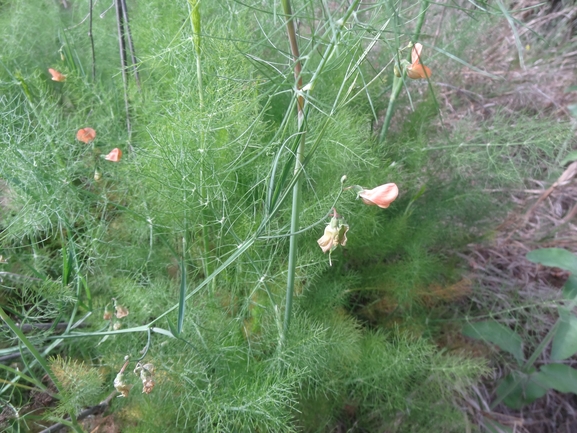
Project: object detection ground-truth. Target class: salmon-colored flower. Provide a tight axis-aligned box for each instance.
[104,148,122,162]
[76,127,96,143]
[406,43,431,80]
[48,68,66,82]
[358,183,399,208]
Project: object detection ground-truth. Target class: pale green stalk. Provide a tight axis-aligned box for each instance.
[189,0,204,108]
[280,0,305,349]
[280,0,360,346]
[178,0,211,333]
[379,0,429,143]
[189,0,210,282]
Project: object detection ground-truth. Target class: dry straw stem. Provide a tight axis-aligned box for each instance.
[387,0,577,142]
[433,1,577,132]
[458,129,577,433]
[428,2,577,431]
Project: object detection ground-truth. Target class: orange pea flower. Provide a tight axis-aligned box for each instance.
[48,68,66,82]
[76,127,96,144]
[406,43,431,80]
[358,183,399,208]
[104,148,122,162]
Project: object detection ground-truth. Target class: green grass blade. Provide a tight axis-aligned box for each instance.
[0,305,61,393]
[0,363,48,391]
[177,241,187,335]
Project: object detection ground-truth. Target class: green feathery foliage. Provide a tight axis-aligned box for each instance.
[0,0,573,431]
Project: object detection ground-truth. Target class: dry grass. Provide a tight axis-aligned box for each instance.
[444,0,577,119]
[461,170,577,433]
[421,1,577,431]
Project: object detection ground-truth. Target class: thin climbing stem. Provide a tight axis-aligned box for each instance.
[379,0,429,143]
[114,0,131,140]
[120,0,141,90]
[88,0,95,81]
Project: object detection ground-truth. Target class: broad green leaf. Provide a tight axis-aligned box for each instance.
[562,275,577,301]
[526,248,577,275]
[495,371,548,410]
[462,320,524,363]
[569,103,577,119]
[551,310,577,361]
[534,364,577,394]
[560,151,577,166]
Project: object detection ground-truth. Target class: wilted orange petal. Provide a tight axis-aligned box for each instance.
[407,63,432,80]
[411,43,424,65]
[407,43,431,80]
[104,148,122,162]
[115,304,129,318]
[48,68,66,82]
[317,229,335,253]
[76,127,96,143]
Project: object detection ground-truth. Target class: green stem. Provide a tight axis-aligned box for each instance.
[188,0,212,290]
[279,0,360,347]
[379,0,429,143]
[281,0,304,348]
